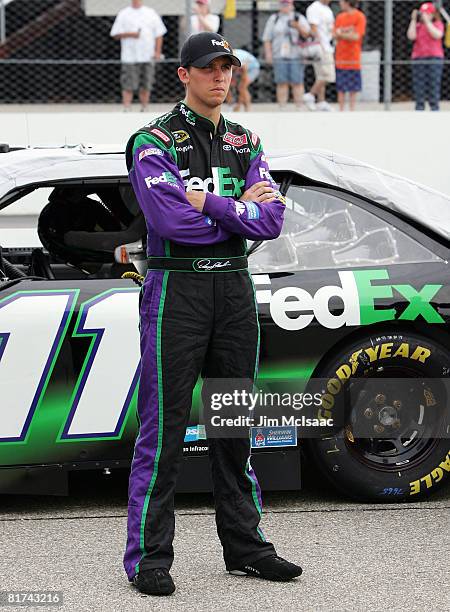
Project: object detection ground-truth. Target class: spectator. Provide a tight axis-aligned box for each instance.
[407,2,444,111]
[334,0,366,111]
[263,0,311,108]
[111,0,167,113]
[227,49,261,111]
[191,0,220,34]
[304,0,335,111]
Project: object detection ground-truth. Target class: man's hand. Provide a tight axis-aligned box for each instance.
[113,31,140,40]
[241,181,276,204]
[186,190,206,212]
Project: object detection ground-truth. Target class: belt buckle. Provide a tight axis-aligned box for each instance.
[192,258,233,272]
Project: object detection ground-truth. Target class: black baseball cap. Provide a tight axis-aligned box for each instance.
[180,32,241,68]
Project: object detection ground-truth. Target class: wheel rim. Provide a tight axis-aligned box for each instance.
[343,364,445,471]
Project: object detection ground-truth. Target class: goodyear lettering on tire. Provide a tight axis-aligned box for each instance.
[318,341,432,419]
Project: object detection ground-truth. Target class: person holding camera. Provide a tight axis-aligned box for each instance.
[263,0,311,108]
[191,0,220,34]
[407,2,445,111]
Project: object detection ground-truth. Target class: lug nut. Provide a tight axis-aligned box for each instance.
[375,394,386,405]
[345,428,355,443]
[392,419,401,429]
[374,424,385,434]
[364,408,373,419]
[393,400,402,410]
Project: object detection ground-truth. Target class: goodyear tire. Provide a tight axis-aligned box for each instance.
[308,331,450,502]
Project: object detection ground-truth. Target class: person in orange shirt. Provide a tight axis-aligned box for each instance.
[334,0,366,111]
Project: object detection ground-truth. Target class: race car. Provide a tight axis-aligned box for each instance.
[0,144,449,502]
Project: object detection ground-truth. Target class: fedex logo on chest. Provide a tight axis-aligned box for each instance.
[180,167,245,197]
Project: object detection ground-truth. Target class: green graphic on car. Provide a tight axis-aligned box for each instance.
[0,269,444,459]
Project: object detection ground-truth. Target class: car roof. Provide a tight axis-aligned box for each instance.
[0,145,449,241]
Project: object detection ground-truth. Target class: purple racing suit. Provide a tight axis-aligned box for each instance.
[123,102,285,579]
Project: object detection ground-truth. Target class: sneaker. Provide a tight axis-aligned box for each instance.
[123,106,132,113]
[132,568,175,596]
[229,554,302,582]
[316,100,333,112]
[303,92,316,111]
[140,105,148,113]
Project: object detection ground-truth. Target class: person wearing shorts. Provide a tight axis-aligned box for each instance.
[334,0,366,111]
[120,63,155,98]
[263,0,310,108]
[111,0,167,112]
[304,0,335,111]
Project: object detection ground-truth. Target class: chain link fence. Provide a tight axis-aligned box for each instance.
[0,0,449,108]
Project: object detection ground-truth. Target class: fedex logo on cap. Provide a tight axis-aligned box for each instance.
[212,39,231,50]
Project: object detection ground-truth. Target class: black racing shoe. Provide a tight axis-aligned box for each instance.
[229,555,303,582]
[132,568,176,596]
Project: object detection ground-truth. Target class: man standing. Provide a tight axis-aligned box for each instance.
[124,31,302,596]
[304,0,335,111]
[111,0,167,112]
[263,0,310,108]
[335,0,366,111]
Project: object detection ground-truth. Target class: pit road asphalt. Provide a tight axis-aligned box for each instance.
[0,472,448,612]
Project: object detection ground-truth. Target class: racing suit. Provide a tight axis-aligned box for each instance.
[123,101,285,580]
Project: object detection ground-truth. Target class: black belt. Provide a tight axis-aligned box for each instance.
[147,256,248,273]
